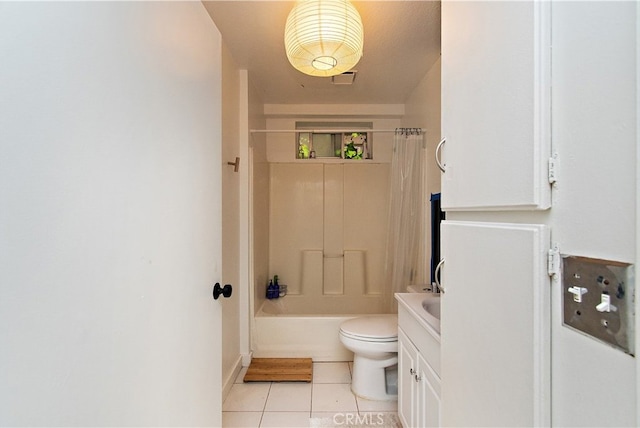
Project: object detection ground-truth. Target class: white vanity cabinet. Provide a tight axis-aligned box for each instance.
[440,0,551,211]
[396,294,441,428]
[398,329,440,428]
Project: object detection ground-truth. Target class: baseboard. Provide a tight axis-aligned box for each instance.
[222,355,243,401]
[241,351,253,367]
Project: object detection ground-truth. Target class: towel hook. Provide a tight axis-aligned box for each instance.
[227,157,240,172]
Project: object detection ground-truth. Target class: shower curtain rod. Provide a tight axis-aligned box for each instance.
[250,128,424,134]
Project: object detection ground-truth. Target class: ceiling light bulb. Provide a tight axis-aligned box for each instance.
[284,0,364,77]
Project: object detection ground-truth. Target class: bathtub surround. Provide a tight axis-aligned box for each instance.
[253,154,396,361]
[258,113,400,334]
[269,163,390,300]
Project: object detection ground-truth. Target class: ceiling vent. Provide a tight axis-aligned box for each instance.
[331,71,357,85]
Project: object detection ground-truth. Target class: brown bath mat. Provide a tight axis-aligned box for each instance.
[243,358,313,382]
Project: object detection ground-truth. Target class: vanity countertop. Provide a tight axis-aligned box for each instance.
[395,292,441,341]
[395,292,442,378]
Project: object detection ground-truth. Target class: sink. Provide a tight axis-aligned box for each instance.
[395,293,441,335]
[422,298,441,320]
[420,295,441,333]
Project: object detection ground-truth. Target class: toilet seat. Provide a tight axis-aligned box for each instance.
[339,315,398,342]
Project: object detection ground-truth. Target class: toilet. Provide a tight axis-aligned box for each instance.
[339,315,398,401]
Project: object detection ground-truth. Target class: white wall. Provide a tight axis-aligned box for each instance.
[403,58,443,284]
[403,57,442,198]
[549,2,637,425]
[221,42,242,392]
[249,75,269,316]
[0,2,224,425]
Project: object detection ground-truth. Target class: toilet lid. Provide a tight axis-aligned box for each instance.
[340,315,398,341]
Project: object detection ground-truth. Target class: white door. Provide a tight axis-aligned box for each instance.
[417,352,441,428]
[0,2,223,426]
[398,329,418,428]
[440,221,550,427]
[441,0,551,211]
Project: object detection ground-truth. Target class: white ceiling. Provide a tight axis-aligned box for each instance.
[202,1,441,105]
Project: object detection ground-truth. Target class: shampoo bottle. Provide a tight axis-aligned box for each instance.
[273,275,280,299]
[266,280,274,299]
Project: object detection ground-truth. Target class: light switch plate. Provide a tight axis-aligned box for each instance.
[562,255,635,356]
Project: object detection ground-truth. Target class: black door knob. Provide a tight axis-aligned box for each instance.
[213,283,233,300]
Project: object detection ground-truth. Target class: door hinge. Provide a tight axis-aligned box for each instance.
[548,244,560,278]
[548,154,558,184]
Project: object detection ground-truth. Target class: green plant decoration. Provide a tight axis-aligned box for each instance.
[343,142,362,159]
[299,143,310,159]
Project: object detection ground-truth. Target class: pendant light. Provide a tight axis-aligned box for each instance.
[284,0,364,77]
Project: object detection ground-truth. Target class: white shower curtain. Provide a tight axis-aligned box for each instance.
[384,129,427,310]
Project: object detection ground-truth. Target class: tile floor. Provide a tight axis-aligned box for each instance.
[222,362,399,428]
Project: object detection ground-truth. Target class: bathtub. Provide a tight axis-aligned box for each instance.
[252,295,392,362]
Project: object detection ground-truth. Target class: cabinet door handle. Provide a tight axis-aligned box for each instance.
[410,368,415,375]
[435,137,446,173]
[435,259,445,293]
[414,374,422,382]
